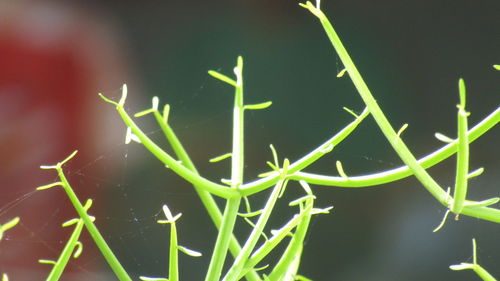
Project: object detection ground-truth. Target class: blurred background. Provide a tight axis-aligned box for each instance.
[0,0,498,280]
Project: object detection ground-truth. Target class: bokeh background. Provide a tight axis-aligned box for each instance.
[0,0,499,280]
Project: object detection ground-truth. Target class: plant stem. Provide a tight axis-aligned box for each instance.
[45,219,84,281]
[302,2,500,222]
[154,111,260,281]
[293,106,499,187]
[451,78,469,215]
[237,205,312,280]
[169,221,179,281]
[268,202,312,281]
[205,56,245,281]
[56,162,132,281]
[223,179,286,281]
[240,107,369,195]
[205,197,242,281]
[241,105,498,197]
[309,4,446,200]
[114,102,239,199]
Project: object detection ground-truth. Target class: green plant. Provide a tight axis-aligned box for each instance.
[5,1,499,280]
[1,217,20,281]
[450,239,497,281]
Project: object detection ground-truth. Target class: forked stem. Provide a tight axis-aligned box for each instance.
[38,152,132,281]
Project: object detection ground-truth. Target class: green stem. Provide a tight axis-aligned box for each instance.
[169,222,179,281]
[223,179,286,281]
[310,4,446,200]
[56,165,132,281]
[154,110,260,281]
[292,106,499,187]
[240,107,370,195]
[237,205,312,280]
[451,78,469,215]
[268,201,312,281]
[115,104,239,199]
[303,2,500,223]
[242,103,498,199]
[450,239,498,281]
[45,219,84,281]
[0,217,20,241]
[204,56,245,281]
[205,197,242,281]
[460,205,500,223]
[473,266,498,281]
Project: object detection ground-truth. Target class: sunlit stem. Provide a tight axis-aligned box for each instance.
[450,239,498,281]
[100,91,238,199]
[205,56,245,281]
[268,182,314,280]
[42,152,132,281]
[152,107,259,280]
[223,179,287,281]
[44,213,86,281]
[451,78,469,216]
[300,1,500,223]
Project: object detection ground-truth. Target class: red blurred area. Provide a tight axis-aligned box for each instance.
[0,1,132,279]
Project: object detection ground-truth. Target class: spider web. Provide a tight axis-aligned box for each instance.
[0,81,229,280]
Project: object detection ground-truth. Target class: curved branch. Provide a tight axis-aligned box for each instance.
[292,106,499,187]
